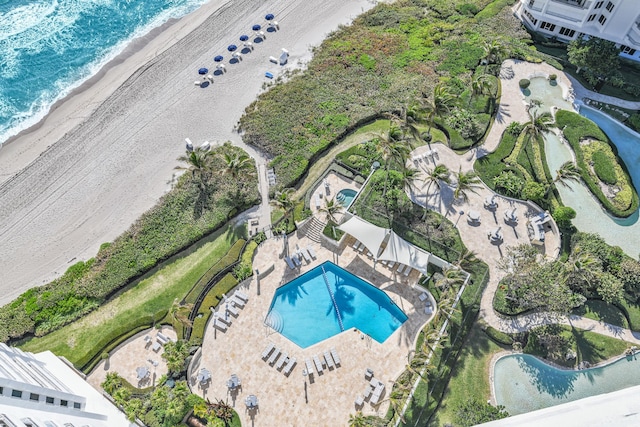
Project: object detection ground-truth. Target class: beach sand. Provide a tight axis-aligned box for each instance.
[0,0,377,304]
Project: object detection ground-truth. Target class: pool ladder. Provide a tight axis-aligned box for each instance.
[321,266,344,332]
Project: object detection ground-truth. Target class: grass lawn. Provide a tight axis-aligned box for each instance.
[572,300,629,329]
[19,225,240,367]
[433,324,507,426]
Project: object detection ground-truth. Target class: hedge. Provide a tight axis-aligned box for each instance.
[484,326,514,346]
[555,110,639,217]
[474,129,519,191]
[592,150,617,185]
[190,273,239,344]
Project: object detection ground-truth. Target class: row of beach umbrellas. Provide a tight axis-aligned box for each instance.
[197,14,276,75]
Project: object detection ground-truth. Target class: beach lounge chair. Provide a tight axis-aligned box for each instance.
[305,358,314,375]
[306,246,317,259]
[396,264,406,275]
[292,254,302,267]
[324,350,335,369]
[386,261,396,269]
[213,319,228,332]
[404,266,412,277]
[283,357,296,375]
[365,368,374,380]
[330,347,341,365]
[230,295,245,308]
[213,312,232,325]
[284,256,296,270]
[355,395,364,407]
[267,347,281,365]
[299,248,311,263]
[352,240,361,250]
[275,352,289,370]
[363,385,372,400]
[313,355,324,374]
[357,244,366,254]
[315,193,321,209]
[226,303,239,317]
[235,290,249,302]
[261,343,275,360]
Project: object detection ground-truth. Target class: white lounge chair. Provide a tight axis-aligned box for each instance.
[330,347,341,365]
[299,248,311,263]
[284,256,296,270]
[267,347,281,365]
[213,319,228,332]
[283,357,296,375]
[323,350,335,369]
[403,266,412,277]
[275,352,288,370]
[213,312,232,325]
[387,261,396,269]
[313,355,324,374]
[352,240,361,250]
[305,358,314,375]
[230,295,245,308]
[306,246,317,259]
[235,290,249,302]
[396,264,406,275]
[355,395,364,407]
[226,303,239,317]
[315,194,321,209]
[261,343,275,360]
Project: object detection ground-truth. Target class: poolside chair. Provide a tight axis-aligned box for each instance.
[306,246,317,259]
[323,350,335,369]
[235,290,249,302]
[386,261,396,270]
[396,264,406,275]
[313,355,324,374]
[352,240,361,250]
[226,303,239,317]
[261,343,275,360]
[355,395,364,407]
[305,358,314,375]
[284,256,296,270]
[214,319,228,332]
[330,347,341,366]
[292,254,302,267]
[283,357,297,375]
[230,295,245,308]
[213,312,232,326]
[275,352,289,370]
[419,292,428,302]
[267,347,281,366]
[152,342,162,352]
[425,305,433,315]
[315,193,321,209]
[365,368,374,380]
[403,266,412,277]
[299,248,311,263]
[363,385,372,400]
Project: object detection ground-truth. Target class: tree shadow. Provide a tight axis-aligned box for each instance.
[515,354,579,398]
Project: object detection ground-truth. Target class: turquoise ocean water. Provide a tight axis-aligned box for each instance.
[0,0,208,144]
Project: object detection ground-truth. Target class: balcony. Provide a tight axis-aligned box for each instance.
[551,0,589,8]
[545,1,590,22]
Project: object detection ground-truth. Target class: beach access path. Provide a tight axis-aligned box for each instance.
[0,0,377,304]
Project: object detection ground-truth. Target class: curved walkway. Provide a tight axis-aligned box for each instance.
[416,59,640,346]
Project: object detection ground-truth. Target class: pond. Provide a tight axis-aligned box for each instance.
[494,353,640,415]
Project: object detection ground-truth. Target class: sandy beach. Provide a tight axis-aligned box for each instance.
[0,0,377,304]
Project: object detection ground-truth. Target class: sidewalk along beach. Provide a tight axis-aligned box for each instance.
[0,0,377,304]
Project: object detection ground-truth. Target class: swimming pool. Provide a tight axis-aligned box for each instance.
[494,353,640,415]
[265,261,407,348]
[336,188,357,208]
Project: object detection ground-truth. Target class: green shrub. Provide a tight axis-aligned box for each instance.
[323,220,344,241]
[549,74,557,81]
[592,150,617,185]
[628,113,640,133]
[552,206,576,230]
[519,79,530,89]
[493,171,524,198]
[190,274,239,343]
[484,326,514,346]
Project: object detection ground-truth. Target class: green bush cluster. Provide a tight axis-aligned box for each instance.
[628,113,640,133]
[190,273,239,344]
[0,145,259,343]
[474,129,519,191]
[555,110,638,217]
[519,79,530,89]
[483,326,513,346]
[591,150,618,185]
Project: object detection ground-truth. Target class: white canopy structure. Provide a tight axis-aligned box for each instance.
[377,231,431,275]
[338,216,389,259]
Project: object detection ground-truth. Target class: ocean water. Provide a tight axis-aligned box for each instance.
[0,0,208,145]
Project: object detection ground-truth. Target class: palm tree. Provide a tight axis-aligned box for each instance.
[218,149,255,180]
[212,399,234,427]
[169,298,194,328]
[319,197,344,223]
[471,74,494,97]
[401,165,422,195]
[453,167,482,202]
[176,147,212,188]
[348,411,367,427]
[420,84,456,146]
[435,266,466,293]
[387,104,423,144]
[553,161,581,188]
[456,248,479,271]
[482,40,506,72]
[523,110,553,146]
[375,125,410,198]
[423,164,451,196]
[271,188,296,222]
[564,251,600,286]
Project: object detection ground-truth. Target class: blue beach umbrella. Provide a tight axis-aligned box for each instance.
[214,55,224,62]
[227,44,237,52]
[239,35,249,41]
[265,14,275,20]
[198,67,208,75]
[252,24,261,31]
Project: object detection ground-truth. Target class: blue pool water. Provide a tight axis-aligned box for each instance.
[266,261,407,348]
[337,188,357,207]
[0,0,207,144]
[494,354,640,415]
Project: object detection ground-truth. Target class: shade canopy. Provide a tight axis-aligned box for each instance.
[252,24,261,31]
[214,55,224,62]
[239,34,249,41]
[338,216,389,259]
[227,44,237,52]
[377,231,431,275]
[198,67,208,74]
[265,13,275,20]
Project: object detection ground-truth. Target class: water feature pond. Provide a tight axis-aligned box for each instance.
[494,353,640,415]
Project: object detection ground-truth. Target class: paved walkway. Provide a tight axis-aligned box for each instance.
[417,59,640,345]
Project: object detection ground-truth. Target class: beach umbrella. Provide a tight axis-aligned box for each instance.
[252,24,261,31]
[198,67,208,75]
[239,35,249,41]
[214,55,224,62]
[227,44,237,52]
[265,14,275,20]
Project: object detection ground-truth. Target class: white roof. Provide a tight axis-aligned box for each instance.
[377,231,431,275]
[338,216,389,258]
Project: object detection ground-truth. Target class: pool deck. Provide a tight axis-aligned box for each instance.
[192,232,434,426]
[311,171,362,216]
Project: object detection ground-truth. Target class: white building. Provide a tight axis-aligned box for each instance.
[0,343,132,427]
[515,0,640,62]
